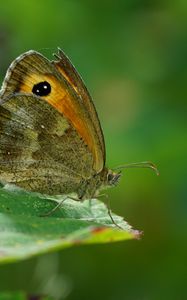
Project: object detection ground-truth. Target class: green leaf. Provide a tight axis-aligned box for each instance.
[0,187,140,263]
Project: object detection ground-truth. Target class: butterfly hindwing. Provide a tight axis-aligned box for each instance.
[0,94,94,194]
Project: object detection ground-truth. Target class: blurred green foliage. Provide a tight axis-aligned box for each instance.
[0,291,54,300]
[0,0,186,299]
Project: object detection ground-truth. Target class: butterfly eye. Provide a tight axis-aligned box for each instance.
[107,171,121,186]
[32,81,51,96]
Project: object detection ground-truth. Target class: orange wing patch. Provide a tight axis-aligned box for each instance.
[19,73,102,173]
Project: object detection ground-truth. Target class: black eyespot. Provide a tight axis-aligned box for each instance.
[32,81,51,96]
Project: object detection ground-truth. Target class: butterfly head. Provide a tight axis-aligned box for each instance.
[100,161,159,193]
[106,169,121,186]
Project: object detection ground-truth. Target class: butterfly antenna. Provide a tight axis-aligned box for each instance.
[113,161,159,175]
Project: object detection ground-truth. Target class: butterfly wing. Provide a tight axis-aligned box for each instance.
[0,50,105,173]
[52,48,105,162]
[0,93,93,194]
[0,49,105,195]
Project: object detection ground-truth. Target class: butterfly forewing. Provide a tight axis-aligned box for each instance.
[53,48,105,161]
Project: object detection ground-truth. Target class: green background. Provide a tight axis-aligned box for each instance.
[0,1,186,299]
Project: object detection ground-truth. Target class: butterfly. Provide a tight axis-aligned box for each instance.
[0,48,157,202]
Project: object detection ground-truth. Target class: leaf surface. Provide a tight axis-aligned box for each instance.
[0,187,140,263]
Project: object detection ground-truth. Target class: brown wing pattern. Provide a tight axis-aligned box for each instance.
[0,50,105,173]
[0,94,93,195]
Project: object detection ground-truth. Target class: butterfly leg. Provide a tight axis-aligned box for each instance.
[95,194,123,230]
[40,195,80,217]
[106,199,123,230]
[87,193,106,209]
[40,197,68,217]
